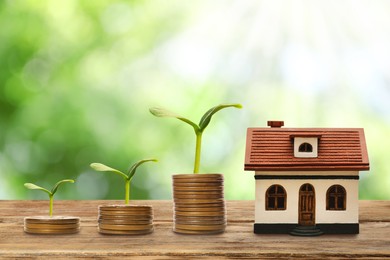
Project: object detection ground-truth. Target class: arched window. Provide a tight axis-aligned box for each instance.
[266,185,286,210]
[327,185,346,210]
[299,142,313,152]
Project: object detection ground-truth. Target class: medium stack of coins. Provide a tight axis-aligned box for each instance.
[24,216,80,235]
[98,205,153,235]
[172,174,226,235]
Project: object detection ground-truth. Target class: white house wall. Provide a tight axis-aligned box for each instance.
[255,171,359,224]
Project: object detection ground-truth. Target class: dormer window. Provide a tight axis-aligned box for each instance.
[299,143,313,152]
[291,135,321,158]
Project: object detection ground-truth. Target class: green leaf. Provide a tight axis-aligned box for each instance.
[149,107,200,133]
[24,183,52,196]
[50,179,75,195]
[90,163,128,180]
[198,103,242,132]
[127,158,158,180]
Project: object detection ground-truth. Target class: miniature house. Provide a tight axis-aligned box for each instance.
[244,121,370,235]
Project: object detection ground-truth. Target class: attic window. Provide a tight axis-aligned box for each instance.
[299,143,313,152]
[291,136,320,158]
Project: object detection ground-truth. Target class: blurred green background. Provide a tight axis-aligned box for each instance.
[1,0,389,201]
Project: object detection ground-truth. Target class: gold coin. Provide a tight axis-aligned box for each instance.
[99,205,152,212]
[173,181,223,186]
[172,173,223,179]
[24,227,80,235]
[25,223,80,229]
[174,223,226,231]
[174,215,226,222]
[99,223,153,231]
[173,188,223,194]
[98,228,153,235]
[173,198,224,204]
[173,228,224,235]
[174,201,225,207]
[99,219,152,225]
[173,190,224,195]
[172,182,224,187]
[174,210,225,217]
[99,210,153,216]
[24,216,80,224]
[174,206,225,212]
[172,181,223,185]
[99,214,153,220]
[173,194,223,199]
[174,218,226,225]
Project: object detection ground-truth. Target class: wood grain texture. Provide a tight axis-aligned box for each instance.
[0,200,389,259]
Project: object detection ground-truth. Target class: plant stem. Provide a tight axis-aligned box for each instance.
[125,179,130,204]
[193,132,203,174]
[49,194,53,217]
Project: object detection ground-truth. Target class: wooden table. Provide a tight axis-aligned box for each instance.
[0,200,389,259]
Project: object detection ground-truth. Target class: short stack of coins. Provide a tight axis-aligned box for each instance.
[24,216,80,235]
[98,205,153,235]
[172,174,226,235]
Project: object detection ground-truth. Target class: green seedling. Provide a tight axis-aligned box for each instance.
[90,159,157,204]
[24,179,75,217]
[150,103,242,174]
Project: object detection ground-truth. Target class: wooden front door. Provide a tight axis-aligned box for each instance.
[299,183,315,226]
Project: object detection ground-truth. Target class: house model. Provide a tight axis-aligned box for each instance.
[244,121,369,236]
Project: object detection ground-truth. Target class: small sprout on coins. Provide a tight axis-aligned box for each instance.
[90,159,158,204]
[150,103,242,174]
[24,179,75,217]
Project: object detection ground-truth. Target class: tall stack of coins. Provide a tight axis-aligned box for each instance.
[172,174,226,234]
[24,216,80,235]
[98,205,153,235]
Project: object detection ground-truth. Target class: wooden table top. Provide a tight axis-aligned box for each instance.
[0,200,389,259]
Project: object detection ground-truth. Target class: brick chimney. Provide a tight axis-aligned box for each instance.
[267,121,284,128]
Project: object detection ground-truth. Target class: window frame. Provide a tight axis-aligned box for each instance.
[326,185,347,211]
[299,142,313,152]
[292,137,319,158]
[265,184,287,210]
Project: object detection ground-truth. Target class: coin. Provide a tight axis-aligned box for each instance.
[172,178,224,186]
[97,204,154,235]
[25,223,80,229]
[98,216,153,223]
[173,198,225,204]
[99,210,153,217]
[172,193,224,199]
[173,190,224,195]
[174,206,225,212]
[173,228,224,235]
[173,189,224,193]
[173,173,223,179]
[173,180,223,185]
[98,228,153,235]
[24,227,80,235]
[174,223,226,231]
[172,174,226,235]
[99,205,152,212]
[24,216,80,224]
[24,216,80,235]
[174,215,226,222]
[174,201,225,207]
[174,219,226,226]
[174,210,225,217]
[98,219,152,225]
[99,223,153,231]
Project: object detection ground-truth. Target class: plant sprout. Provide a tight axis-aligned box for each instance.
[24,179,75,217]
[90,159,157,204]
[149,103,242,174]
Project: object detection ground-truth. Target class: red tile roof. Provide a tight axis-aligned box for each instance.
[245,125,370,171]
